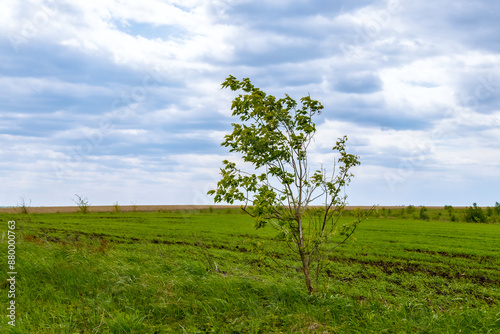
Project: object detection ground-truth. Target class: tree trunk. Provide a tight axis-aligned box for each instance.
[300,251,314,294]
[297,214,314,294]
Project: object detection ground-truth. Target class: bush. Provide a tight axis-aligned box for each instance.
[486,207,493,217]
[419,207,430,221]
[464,203,487,223]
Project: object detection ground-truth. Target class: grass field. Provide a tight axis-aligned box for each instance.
[1,208,499,333]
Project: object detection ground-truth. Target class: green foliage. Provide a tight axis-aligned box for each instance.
[359,205,499,224]
[406,205,416,214]
[419,207,430,221]
[209,76,366,293]
[445,205,453,220]
[464,203,487,223]
[379,207,387,218]
[486,207,493,217]
[495,202,500,215]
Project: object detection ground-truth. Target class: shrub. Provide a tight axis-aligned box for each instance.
[486,207,493,217]
[380,207,387,218]
[419,207,430,221]
[464,203,486,223]
[406,205,416,214]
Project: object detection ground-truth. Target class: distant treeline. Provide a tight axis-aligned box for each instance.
[342,203,500,223]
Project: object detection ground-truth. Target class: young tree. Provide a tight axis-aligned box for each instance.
[74,194,90,214]
[18,196,31,214]
[209,76,368,293]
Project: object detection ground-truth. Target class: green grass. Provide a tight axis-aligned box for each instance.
[1,209,499,333]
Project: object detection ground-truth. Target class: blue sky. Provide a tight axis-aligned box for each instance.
[1,0,499,207]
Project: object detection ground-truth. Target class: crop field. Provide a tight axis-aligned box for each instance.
[1,208,499,333]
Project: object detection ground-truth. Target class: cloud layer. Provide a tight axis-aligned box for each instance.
[1,0,499,206]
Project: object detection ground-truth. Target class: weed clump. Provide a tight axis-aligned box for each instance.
[74,194,90,214]
[18,197,31,214]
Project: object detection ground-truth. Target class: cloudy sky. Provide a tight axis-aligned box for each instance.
[1,0,499,207]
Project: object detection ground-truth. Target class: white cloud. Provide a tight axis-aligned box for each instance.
[1,0,500,206]
[0,76,112,97]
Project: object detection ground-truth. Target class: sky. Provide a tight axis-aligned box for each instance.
[1,0,499,207]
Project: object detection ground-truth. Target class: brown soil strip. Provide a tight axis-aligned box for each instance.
[0,205,238,214]
[0,205,462,214]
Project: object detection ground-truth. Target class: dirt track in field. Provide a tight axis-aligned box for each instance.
[0,205,457,214]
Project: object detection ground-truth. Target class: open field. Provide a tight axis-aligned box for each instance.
[1,208,499,333]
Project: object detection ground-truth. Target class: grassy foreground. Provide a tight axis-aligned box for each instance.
[1,209,499,333]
